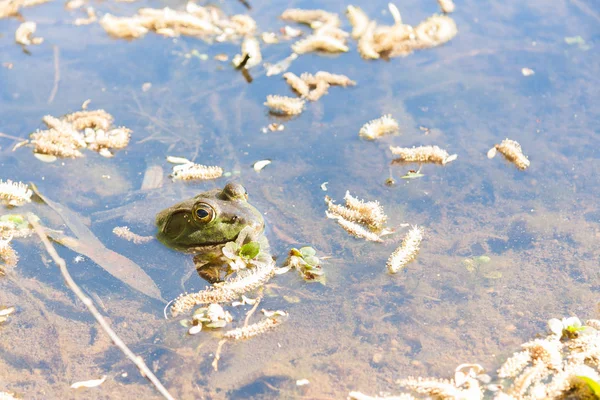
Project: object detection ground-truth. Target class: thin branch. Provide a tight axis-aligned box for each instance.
[243,293,262,328]
[47,46,60,104]
[29,217,176,400]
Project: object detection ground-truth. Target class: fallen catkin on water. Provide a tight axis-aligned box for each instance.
[223,317,282,340]
[264,95,305,115]
[171,261,275,316]
[0,180,33,206]
[291,35,349,54]
[390,145,457,165]
[283,72,310,97]
[300,71,356,87]
[112,226,153,244]
[386,225,424,273]
[346,5,369,39]
[326,211,383,242]
[171,163,223,181]
[306,80,330,101]
[359,114,399,140]
[488,138,530,170]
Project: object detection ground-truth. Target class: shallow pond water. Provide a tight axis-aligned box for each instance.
[0,0,599,398]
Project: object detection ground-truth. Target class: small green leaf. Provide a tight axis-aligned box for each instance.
[304,255,320,267]
[462,259,476,273]
[576,376,600,397]
[240,242,260,259]
[205,320,228,329]
[401,171,425,180]
[300,247,316,258]
[473,255,491,264]
[289,248,302,257]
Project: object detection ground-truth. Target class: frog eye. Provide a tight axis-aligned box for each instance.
[192,203,215,224]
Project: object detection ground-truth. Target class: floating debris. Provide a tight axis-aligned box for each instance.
[0,0,51,19]
[346,4,458,60]
[0,240,18,272]
[264,95,305,115]
[0,306,15,324]
[232,36,262,69]
[184,304,233,334]
[437,0,455,14]
[112,226,153,244]
[171,163,223,181]
[359,114,399,140]
[292,34,349,54]
[300,71,356,87]
[487,138,530,170]
[325,191,390,242]
[70,376,107,389]
[0,180,32,207]
[521,67,535,76]
[280,8,339,28]
[170,259,275,316]
[253,159,271,172]
[346,5,369,39]
[223,316,282,340]
[25,109,131,159]
[386,225,424,273]
[390,145,457,165]
[74,7,97,26]
[306,80,330,101]
[283,72,310,97]
[15,21,43,46]
[264,53,298,77]
[100,5,256,42]
[284,246,325,283]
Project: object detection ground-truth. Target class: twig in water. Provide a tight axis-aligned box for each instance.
[29,217,175,400]
[47,45,60,104]
[243,294,261,328]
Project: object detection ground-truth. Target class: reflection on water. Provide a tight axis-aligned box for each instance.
[0,0,599,398]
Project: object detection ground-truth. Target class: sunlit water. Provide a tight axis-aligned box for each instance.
[0,0,599,398]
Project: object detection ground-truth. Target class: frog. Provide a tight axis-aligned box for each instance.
[155,182,269,283]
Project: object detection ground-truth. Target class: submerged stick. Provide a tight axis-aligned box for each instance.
[29,217,175,400]
[47,45,60,104]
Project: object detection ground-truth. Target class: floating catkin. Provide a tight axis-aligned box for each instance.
[171,163,223,181]
[64,109,114,131]
[291,35,349,54]
[346,5,369,39]
[414,15,457,48]
[437,0,455,13]
[280,8,339,27]
[112,226,153,244]
[223,317,281,340]
[488,138,530,170]
[283,72,310,97]
[390,145,457,165]
[306,80,330,102]
[170,261,275,316]
[15,21,43,45]
[386,225,424,273]
[343,191,387,229]
[326,211,383,242]
[264,95,305,115]
[0,180,33,206]
[0,241,18,270]
[359,114,399,140]
[358,21,380,60]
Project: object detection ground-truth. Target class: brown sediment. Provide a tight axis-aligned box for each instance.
[390,145,457,165]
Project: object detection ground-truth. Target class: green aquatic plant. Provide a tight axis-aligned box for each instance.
[182,304,233,335]
[462,255,501,279]
[285,246,325,284]
[222,241,263,272]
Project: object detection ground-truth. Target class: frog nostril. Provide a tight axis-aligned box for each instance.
[231,216,238,222]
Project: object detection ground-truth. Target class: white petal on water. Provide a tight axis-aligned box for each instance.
[34,153,57,163]
[253,159,271,172]
[321,182,328,191]
[296,379,310,386]
[70,376,107,389]
[188,324,203,335]
[487,147,497,159]
[166,156,192,164]
[0,307,15,317]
